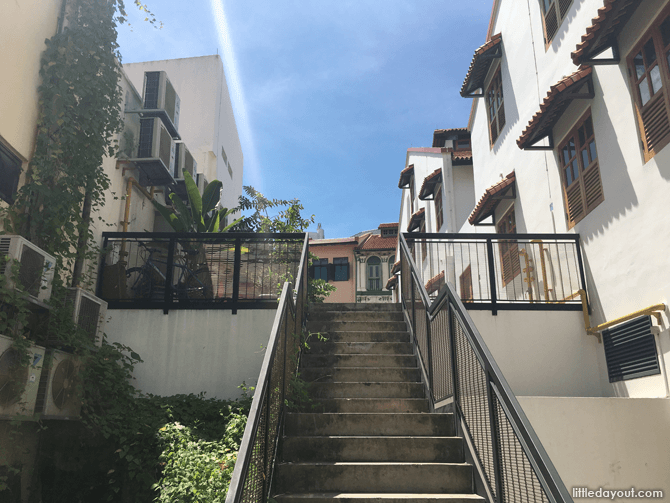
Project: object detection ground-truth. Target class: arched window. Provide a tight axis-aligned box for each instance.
[388,255,395,277]
[367,256,381,291]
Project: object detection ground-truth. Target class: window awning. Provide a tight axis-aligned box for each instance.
[391,260,401,275]
[468,171,516,225]
[407,208,425,232]
[516,66,594,150]
[460,33,503,98]
[398,164,414,188]
[425,271,445,295]
[433,127,469,147]
[571,0,642,66]
[385,275,398,290]
[418,168,442,200]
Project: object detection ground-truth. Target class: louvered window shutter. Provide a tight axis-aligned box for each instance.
[603,316,661,382]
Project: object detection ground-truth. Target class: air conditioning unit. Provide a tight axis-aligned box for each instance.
[143,71,180,132]
[196,173,208,195]
[171,143,198,203]
[34,349,82,420]
[0,334,46,418]
[129,117,176,187]
[63,288,108,347]
[0,235,56,303]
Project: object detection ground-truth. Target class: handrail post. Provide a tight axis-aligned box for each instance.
[574,234,589,314]
[96,235,108,299]
[486,238,498,316]
[163,236,176,315]
[232,237,242,315]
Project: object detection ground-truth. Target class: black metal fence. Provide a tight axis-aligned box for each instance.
[96,232,305,313]
[226,235,309,503]
[404,233,587,314]
[399,232,573,503]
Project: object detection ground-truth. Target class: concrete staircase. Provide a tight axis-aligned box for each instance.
[275,303,483,503]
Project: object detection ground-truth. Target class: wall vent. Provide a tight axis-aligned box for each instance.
[602,315,661,383]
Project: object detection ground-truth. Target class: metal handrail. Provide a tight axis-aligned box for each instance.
[226,234,309,503]
[399,232,573,503]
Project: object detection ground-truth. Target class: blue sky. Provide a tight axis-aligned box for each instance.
[118,1,492,238]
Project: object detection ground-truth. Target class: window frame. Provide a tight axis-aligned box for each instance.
[459,265,473,301]
[540,0,574,47]
[434,183,444,231]
[496,204,521,287]
[366,256,382,291]
[0,142,23,204]
[486,67,506,147]
[333,257,349,282]
[313,258,329,281]
[556,108,604,228]
[626,6,670,162]
[409,177,415,214]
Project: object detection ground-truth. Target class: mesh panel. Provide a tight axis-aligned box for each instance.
[493,393,551,503]
[453,311,497,498]
[19,245,45,297]
[241,397,267,502]
[412,278,429,376]
[137,118,154,158]
[143,72,160,109]
[430,307,453,401]
[77,296,101,342]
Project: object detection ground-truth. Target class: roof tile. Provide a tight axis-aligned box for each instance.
[461,33,503,97]
[468,171,516,225]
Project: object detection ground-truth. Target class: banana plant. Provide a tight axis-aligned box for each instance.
[152,172,242,233]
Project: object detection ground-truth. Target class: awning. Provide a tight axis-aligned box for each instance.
[391,260,401,275]
[433,127,469,147]
[425,271,445,295]
[571,0,642,66]
[516,66,594,150]
[468,171,516,226]
[407,208,425,232]
[418,168,442,200]
[398,164,414,188]
[385,275,398,290]
[460,33,503,98]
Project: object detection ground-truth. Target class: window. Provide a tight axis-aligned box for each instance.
[333,257,349,281]
[313,258,328,281]
[627,9,670,162]
[381,228,398,237]
[388,255,395,277]
[541,0,573,45]
[558,110,603,228]
[435,184,444,231]
[486,68,505,145]
[496,205,520,287]
[366,256,381,291]
[454,138,471,150]
[0,143,22,204]
[460,266,473,300]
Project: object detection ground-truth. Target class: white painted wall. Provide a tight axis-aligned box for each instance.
[104,309,276,400]
[518,397,670,500]
[123,56,244,212]
[468,310,605,397]
[466,0,670,398]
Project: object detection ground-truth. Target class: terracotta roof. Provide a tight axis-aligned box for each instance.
[385,275,398,290]
[398,164,414,188]
[357,234,397,251]
[571,0,641,66]
[407,147,449,154]
[419,169,443,200]
[468,171,516,225]
[379,222,398,229]
[432,128,470,147]
[425,271,445,295]
[407,208,426,232]
[433,127,469,135]
[452,150,473,164]
[309,237,357,245]
[391,260,401,275]
[461,33,503,97]
[517,66,594,150]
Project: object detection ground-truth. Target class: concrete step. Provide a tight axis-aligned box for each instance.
[316,398,429,413]
[282,436,464,463]
[310,382,425,399]
[310,303,402,312]
[274,462,473,494]
[300,367,421,383]
[308,320,407,333]
[310,311,405,322]
[285,413,456,437]
[322,332,410,343]
[275,494,485,503]
[301,354,417,369]
[307,342,413,355]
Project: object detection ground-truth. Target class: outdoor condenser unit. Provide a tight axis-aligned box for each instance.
[142,71,180,133]
[0,334,46,419]
[196,173,209,196]
[0,235,56,303]
[129,117,176,187]
[34,349,82,420]
[172,142,198,202]
[63,287,108,347]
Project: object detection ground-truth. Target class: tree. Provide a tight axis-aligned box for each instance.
[233,186,315,233]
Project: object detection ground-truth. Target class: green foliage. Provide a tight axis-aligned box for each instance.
[285,331,327,413]
[152,172,241,233]
[0,257,32,362]
[307,253,336,303]
[233,186,315,233]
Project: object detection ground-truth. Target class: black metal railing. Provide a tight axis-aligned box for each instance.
[96,232,305,313]
[404,233,587,314]
[399,232,573,503]
[225,235,309,503]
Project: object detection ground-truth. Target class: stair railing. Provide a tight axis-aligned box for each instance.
[399,232,573,503]
[226,235,309,503]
